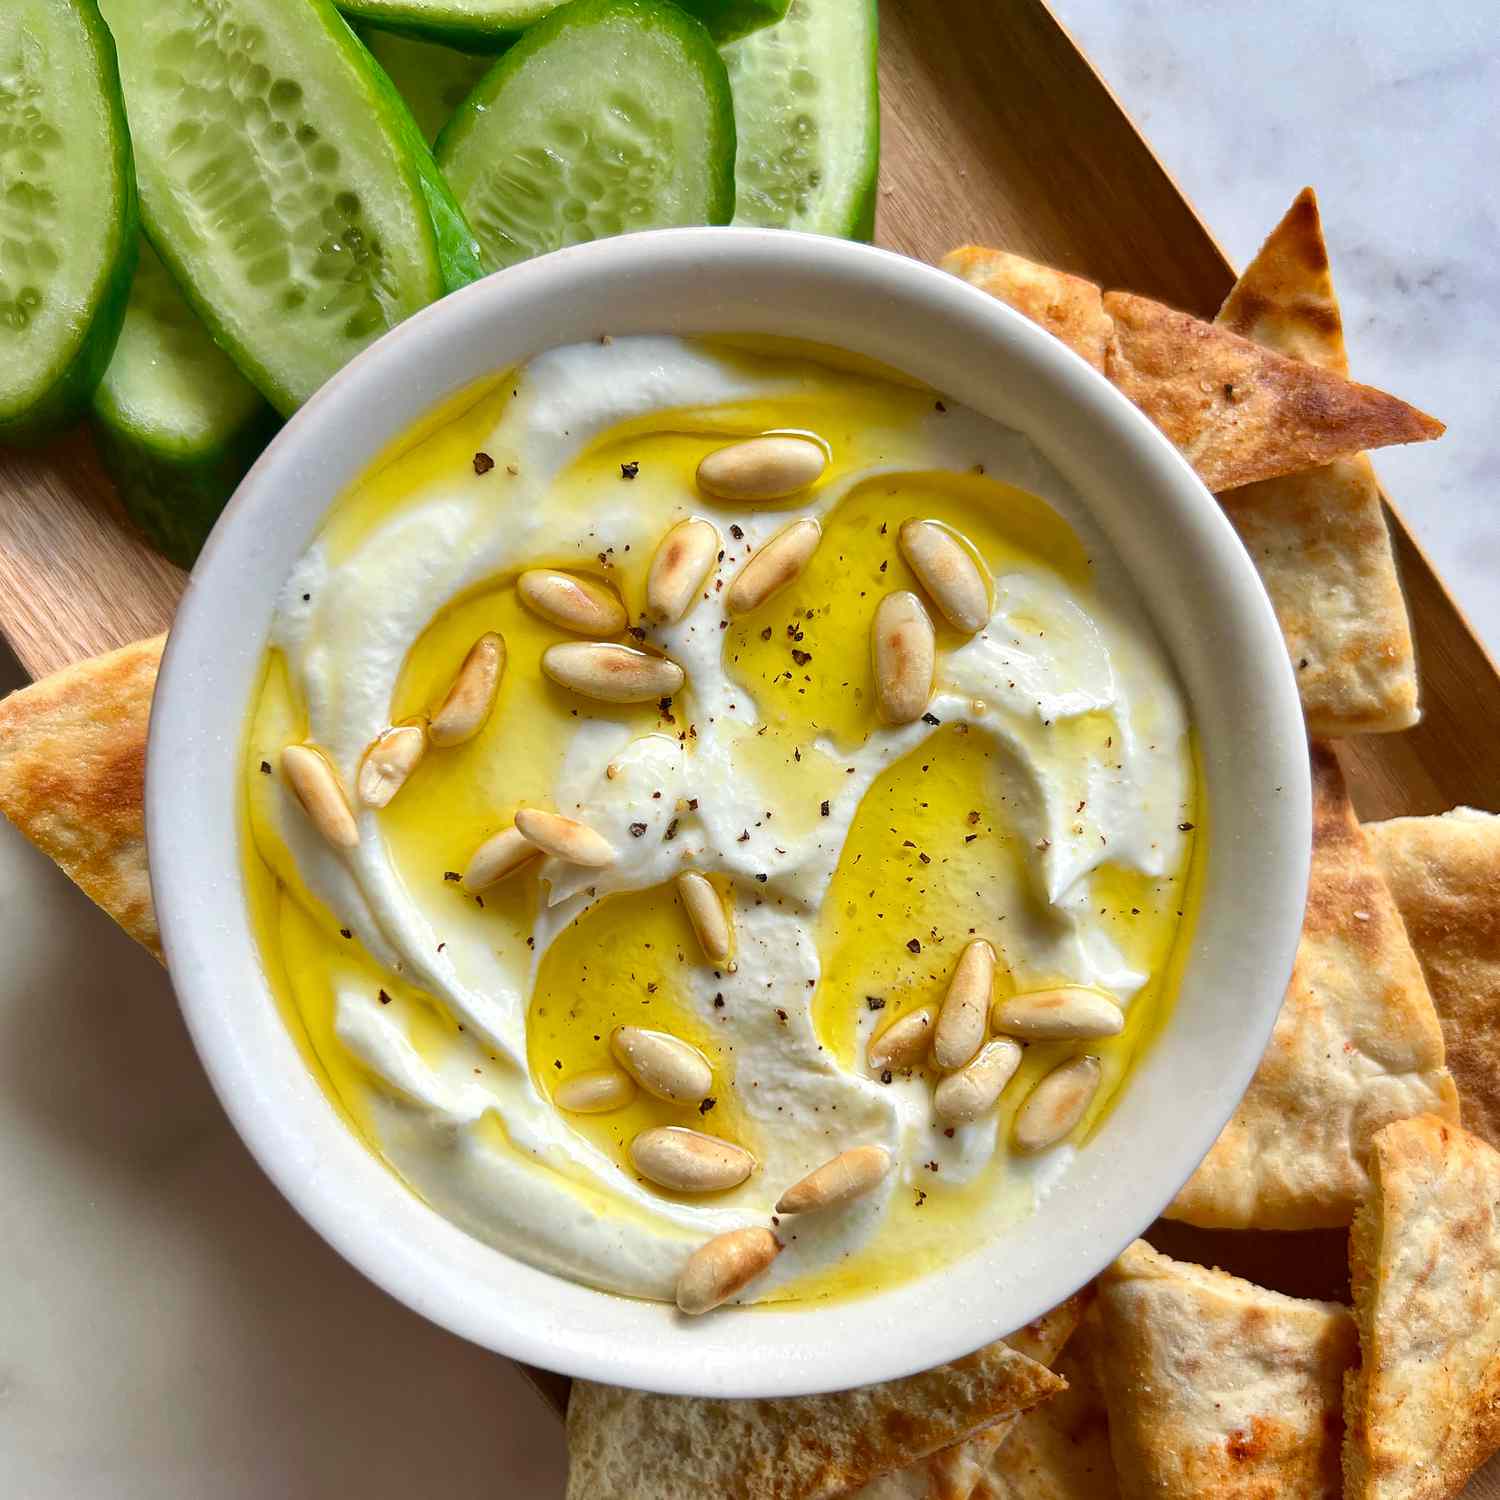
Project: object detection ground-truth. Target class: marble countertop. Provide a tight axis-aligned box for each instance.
[2,4,1496,1494]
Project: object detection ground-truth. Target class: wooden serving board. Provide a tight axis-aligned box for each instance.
[4,0,1498,1454]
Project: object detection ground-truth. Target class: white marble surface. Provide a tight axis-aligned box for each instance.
[2,5,1497,1496]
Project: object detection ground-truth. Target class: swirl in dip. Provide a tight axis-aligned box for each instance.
[244,336,1199,1308]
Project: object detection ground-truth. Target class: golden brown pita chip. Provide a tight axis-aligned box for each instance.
[1097,1239,1356,1499]
[1168,742,1457,1229]
[564,1340,1065,1500]
[1214,188,1418,734]
[972,1306,1118,1500]
[1345,1114,1500,1499]
[1102,288,1443,492]
[0,636,164,958]
[941,247,1111,371]
[1365,810,1500,1153]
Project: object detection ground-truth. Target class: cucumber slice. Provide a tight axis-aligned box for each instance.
[358,25,503,146]
[339,0,787,47]
[0,0,136,443]
[722,0,879,239]
[92,240,279,568]
[436,0,735,273]
[96,0,485,417]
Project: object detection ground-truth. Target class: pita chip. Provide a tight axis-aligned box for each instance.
[1214,188,1418,734]
[1101,287,1443,492]
[564,1338,1065,1500]
[1345,1114,1500,1499]
[0,635,164,958]
[941,247,1111,371]
[1168,742,1457,1229]
[1364,810,1500,1152]
[1097,1239,1357,1499]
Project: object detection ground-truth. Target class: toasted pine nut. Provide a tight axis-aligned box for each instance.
[430,633,505,747]
[934,1039,1023,1124]
[541,642,685,703]
[513,807,616,868]
[867,1006,935,1073]
[696,435,826,502]
[555,1068,636,1114]
[611,1026,713,1104]
[676,1226,781,1315]
[517,569,627,635]
[678,872,732,964]
[281,744,359,850]
[934,939,996,1070]
[993,986,1124,1041]
[872,591,936,724]
[898,519,992,634]
[776,1145,892,1214]
[630,1127,755,1193]
[357,722,427,808]
[462,826,541,892]
[1014,1055,1102,1153]
[647,519,720,624]
[724,518,821,615]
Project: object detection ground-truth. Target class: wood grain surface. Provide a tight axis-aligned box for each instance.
[3,0,1496,1463]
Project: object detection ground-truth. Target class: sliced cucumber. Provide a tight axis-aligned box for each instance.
[97,0,484,417]
[339,0,787,47]
[0,0,136,443]
[92,240,279,568]
[722,0,879,239]
[359,25,503,145]
[437,0,735,272]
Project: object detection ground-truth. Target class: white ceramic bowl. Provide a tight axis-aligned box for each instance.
[148,228,1310,1398]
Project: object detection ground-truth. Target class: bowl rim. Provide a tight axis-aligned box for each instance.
[147,227,1310,1398]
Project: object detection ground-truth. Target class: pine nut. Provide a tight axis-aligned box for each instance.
[513,807,616,868]
[776,1145,892,1214]
[899,519,992,634]
[934,939,996,1070]
[993,986,1124,1040]
[696,435,826,502]
[610,1026,713,1104]
[676,1226,781,1314]
[934,1039,1023,1124]
[541,642,685,703]
[1014,1055,1102,1153]
[646,519,720,624]
[429,633,505,747]
[724,518,821,615]
[462,826,541,892]
[630,1127,755,1192]
[867,1006,935,1073]
[517,569,627,635]
[281,744,359,850]
[555,1068,636,1114]
[678,872,731,964]
[872,591,936,724]
[357,721,427,809]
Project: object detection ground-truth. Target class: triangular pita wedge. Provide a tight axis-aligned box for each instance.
[1102,287,1443,492]
[1345,1114,1500,1499]
[1168,741,1457,1228]
[855,1296,1085,1500]
[564,1339,1065,1500]
[1214,188,1418,734]
[972,1305,1118,1500]
[1097,1239,1357,1499]
[1365,810,1500,1152]
[0,635,164,958]
[941,247,1111,371]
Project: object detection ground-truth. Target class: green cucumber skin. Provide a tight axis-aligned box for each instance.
[357,25,505,144]
[437,0,736,273]
[0,0,138,445]
[338,0,786,45]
